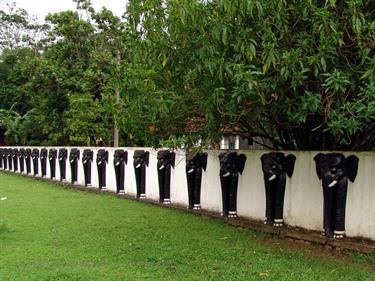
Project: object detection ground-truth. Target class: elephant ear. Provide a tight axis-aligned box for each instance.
[237,154,247,174]
[313,153,324,180]
[260,153,269,163]
[124,151,128,165]
[346,155,359,182]
[284,154,296,177]
[170,152,176,168]
[218,152,225,162]
[200,153,208,171]
[145,151,150,167]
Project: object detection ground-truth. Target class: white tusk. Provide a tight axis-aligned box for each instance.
[83,160,87,164]
[135,163,141,168]
[159,165,165,170]
[98,161,102,165]
[268,174,277,181]
[328,180,338,187]
[115,162,120,166]
[70,160,74,163]
[187,168,194,174]
[222,172,231,177]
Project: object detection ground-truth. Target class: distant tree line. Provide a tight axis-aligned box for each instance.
[0,0,374,150]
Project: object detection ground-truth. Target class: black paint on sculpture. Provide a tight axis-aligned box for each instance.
[314,153,359,238]
[7,148,12,171]
[0,149,3,169]
[58,148,68,181]
[114,149,128,194]
[40,148,48,177]
[96,149,108,189]
[25,148,32,174]
[186,152,207,209]
[69,148,80,184]
[0,149,4,169]
[133,150,149,198]
[19,148,25,173]
[82,149,93,186]
[1,148,7,170]
[49,149,57,179]
[261,152,296,226]
[32,148,39,176]
[157,150,175,204]
[12,148,19,172]
[219,152,247,217]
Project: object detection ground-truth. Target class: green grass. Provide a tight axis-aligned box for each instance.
[0,172,374,281]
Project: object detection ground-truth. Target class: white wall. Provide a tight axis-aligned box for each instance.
[2,147,375,241]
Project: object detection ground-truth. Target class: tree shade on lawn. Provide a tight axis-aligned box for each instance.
[0,172,374,281]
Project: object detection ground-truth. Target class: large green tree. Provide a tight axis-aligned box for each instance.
[122,0,375,150]
[1,0,374,150]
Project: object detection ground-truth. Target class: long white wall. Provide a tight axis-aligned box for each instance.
[1,147,374,241]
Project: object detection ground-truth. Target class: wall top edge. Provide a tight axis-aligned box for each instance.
[0,146,374,156]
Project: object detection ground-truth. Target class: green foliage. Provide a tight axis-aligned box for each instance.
[0,0,374,150]
[0,108,37,145]
[64,93,112,145]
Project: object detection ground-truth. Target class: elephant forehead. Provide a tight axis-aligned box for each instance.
[324,154,345,166]
[220,153,236,163]
[133,150,146,158]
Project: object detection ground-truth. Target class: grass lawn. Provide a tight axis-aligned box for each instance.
[0,172,374,281]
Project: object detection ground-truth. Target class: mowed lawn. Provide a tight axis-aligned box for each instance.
[0,173,374,281]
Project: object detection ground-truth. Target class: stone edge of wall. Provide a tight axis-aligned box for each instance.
[1,170,374,255]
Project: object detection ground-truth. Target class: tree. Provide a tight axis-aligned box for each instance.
[122,0,375,150]
[0,2,47,51]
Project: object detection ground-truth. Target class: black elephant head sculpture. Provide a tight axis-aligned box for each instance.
[1,148,6,170]
[6,148,12,170]
[218,152,247,217]
[133,150,149,198]
[25,148,32,174]
[96,149,109,189]
[31,148,40,176]
[186,152,207,209]
[69,148,80,184]
[58,148,68,181]
[0,148,4,169]
[48,149,57,179]
[157,150,175,204]
[19,148,26,173]
[314,153,359,238]
[260,152,296,226]
[114,150,128,167]
[12,148,19,172]
[40,148,48,177]
[114,149,128,194]
[82,149,93,186]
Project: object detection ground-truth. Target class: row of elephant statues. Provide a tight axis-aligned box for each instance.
[0,147,359,239]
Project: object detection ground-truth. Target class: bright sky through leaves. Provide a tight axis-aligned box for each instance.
[0,0,127,20]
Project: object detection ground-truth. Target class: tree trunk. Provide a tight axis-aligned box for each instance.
[113,49,121,147]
